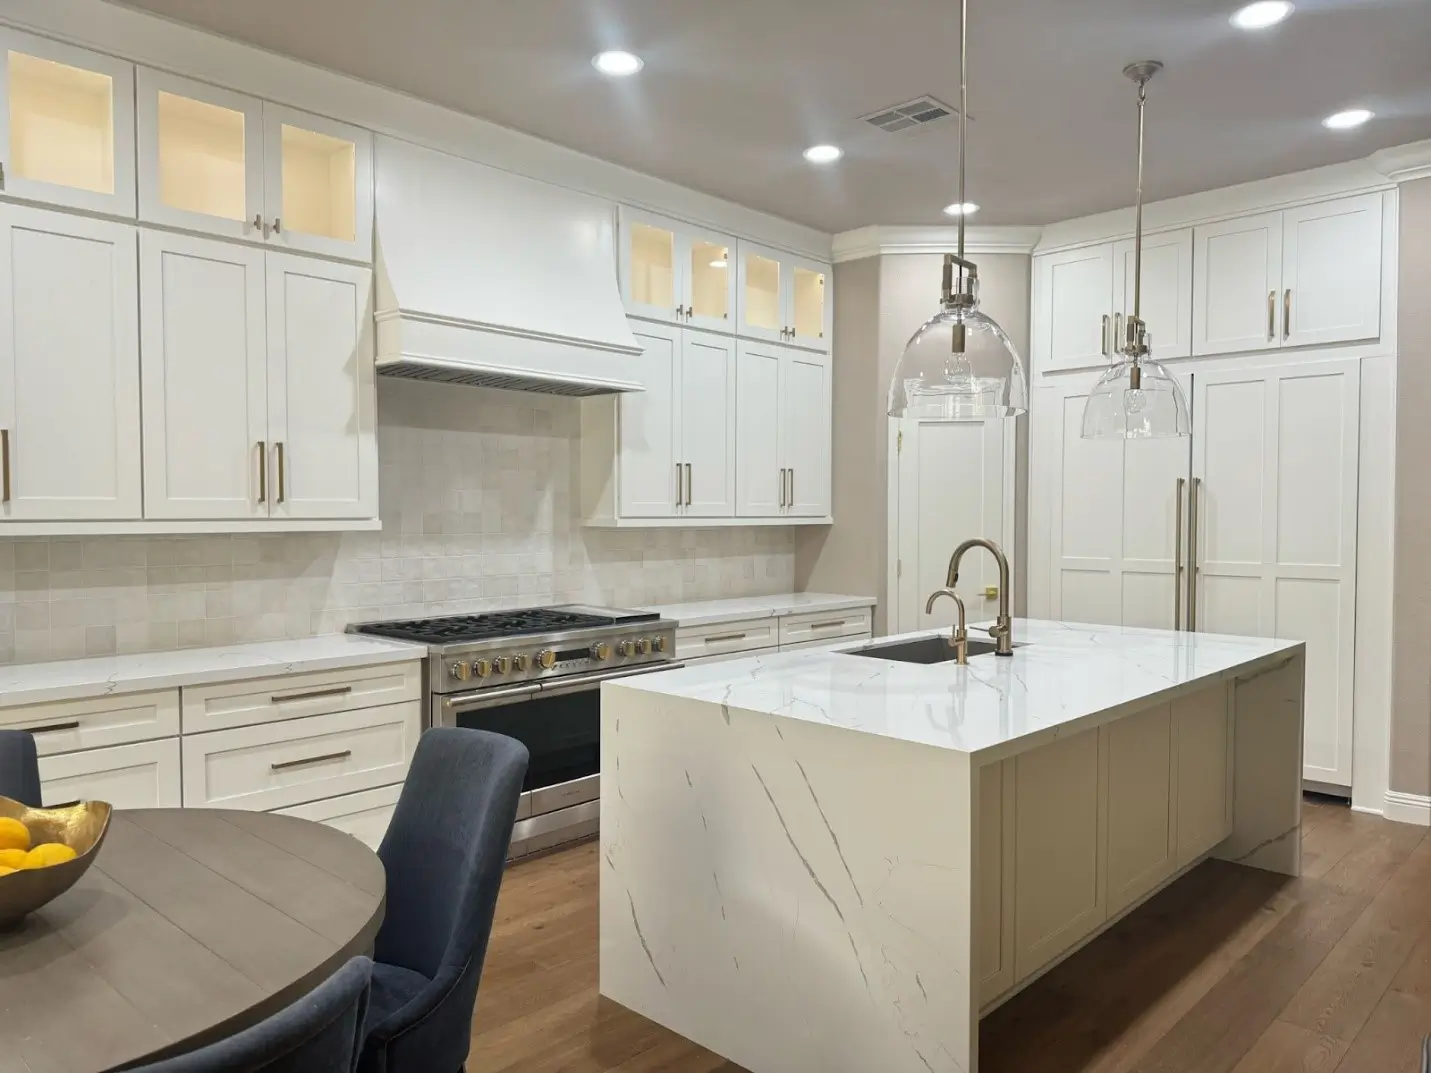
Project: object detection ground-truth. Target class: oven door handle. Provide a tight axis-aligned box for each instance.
[538,661,686,699]
[439,682,541,719]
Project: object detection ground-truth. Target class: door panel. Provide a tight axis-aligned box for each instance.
[788,255,831,352]
[618,323,680,518]
[679,331,736,517]
[618,206,680,324]
[262,103,373,261]
[685,225,736,334]
[735,342,782,516]
[736,241,785,343]
[1035,244,1113,371]
[265,254,375,520]
[782,350,830,517]
[1113,229,1192,361]
[1104,703,1175,915]
[1192,212,1281,356]
[0,205,141,519]
[1282,194,1381,349]
[140,231,268,519]
[1174,687,1232,866]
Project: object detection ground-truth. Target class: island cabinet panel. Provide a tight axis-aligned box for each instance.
[1174,685,1234,867]
[1012,726,1107,983]
[978,760,1016,1006]
[1103,702,1177,915]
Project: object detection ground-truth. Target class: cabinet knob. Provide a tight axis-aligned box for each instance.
[272,217,283,234]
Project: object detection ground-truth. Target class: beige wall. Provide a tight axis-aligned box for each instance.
[796,252,1031,632]
[1391,177,1431,798]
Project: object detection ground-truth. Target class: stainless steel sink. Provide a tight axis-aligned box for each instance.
[848,635,1006,664]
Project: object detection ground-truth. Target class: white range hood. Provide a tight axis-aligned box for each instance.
[374,136,644,396]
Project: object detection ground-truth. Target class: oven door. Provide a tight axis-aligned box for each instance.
[436,662,683,821]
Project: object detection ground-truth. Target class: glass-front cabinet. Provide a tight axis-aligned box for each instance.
[0,29,136,217]
[737,241,831,353]
[137,71,373,261]
[618,206,736,334]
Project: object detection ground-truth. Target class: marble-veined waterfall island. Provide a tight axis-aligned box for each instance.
[598,617,1304,1073]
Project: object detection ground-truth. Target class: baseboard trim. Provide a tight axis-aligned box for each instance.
[1384,790,1431,827]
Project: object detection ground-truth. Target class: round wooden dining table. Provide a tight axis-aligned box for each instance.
[0,808,386,1072]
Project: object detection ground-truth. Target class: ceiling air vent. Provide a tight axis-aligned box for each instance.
[861,96,960,134]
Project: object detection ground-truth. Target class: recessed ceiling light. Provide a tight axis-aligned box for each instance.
[1230,1,1293,30]
[592,50,643,77]
[1323,108,1373,130]
[943,202,980,216]
[803,144,843,164]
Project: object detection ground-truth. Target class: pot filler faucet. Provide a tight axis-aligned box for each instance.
[924,538,1015,660]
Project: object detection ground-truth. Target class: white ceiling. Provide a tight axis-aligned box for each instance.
[116,0,1431,232]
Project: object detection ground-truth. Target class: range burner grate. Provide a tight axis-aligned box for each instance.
[354,608,621,646]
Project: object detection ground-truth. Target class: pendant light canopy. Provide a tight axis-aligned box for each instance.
[886,0,1027,422]
[1082,62,1191,440]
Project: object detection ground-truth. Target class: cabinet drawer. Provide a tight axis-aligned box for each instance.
[675,618,778,660]
[779,635,872,653]
[39,739,181,810]
[0,690,179,756]
[276,784,402,851]
[778,607,872,646]
[182,701,421,812]
[181,661,422,733]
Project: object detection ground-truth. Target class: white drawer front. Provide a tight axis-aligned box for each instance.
[39,739,182,810]
[675,618,779,660]
[778,607,873,646]
[0,690,180,757]
[182,701,421,812]
[181,661,422,733]
[277,784,401,850]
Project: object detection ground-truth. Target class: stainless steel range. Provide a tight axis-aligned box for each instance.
[349,605,678,858]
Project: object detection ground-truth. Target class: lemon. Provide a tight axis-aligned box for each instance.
[0,848,28,870]
[24,843,76,868]
[0,817,30,853]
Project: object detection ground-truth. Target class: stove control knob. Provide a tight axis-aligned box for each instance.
[513,653,531,672]
[472,658,492,679]
[654,635,669,653]
[493,655,511,675]
[617,639,636,658]
[590,642,612,662]
[536,650,557,670]
[450,661,471,682]
[637,637,653,656]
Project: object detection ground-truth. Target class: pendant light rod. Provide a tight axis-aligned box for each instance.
[957,0,968,263]
[1122,60,1162,346]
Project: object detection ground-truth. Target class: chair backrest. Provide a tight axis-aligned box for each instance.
[134,956,372,1073]
[374,727,529,981]
[0,730,41,807]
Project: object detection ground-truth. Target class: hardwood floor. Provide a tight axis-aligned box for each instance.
[468,800,1431,1072]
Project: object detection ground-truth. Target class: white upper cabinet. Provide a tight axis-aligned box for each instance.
[0,204,141,520]
[736,241,831,353]
[1033,244,1114,372]
[1192,193,1381,357]
[265,254,376,520]
[736,341,831,519]
[137,68,265,243]
[263,104,373,262]
[140,230,268,520]
[1112,229,1192,362]
[781,348,831,516]
[617,322,682,518]
[618,207,736,334]
[0,29,136,218]
[679,330,737,517]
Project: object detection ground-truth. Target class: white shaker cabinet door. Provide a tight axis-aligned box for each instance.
[782,349,831,517]
[735,341,783,517]
[265,253,376,520]
[1112,228,1192,361]
[1281,193,1382,349]
[678,330,737,517]
[140,231,269,519]
[1192,212,1282,357]
[618,322,681,518]
[0,204,141,520]
[1033,244,1113,371]
[262,103,374,263]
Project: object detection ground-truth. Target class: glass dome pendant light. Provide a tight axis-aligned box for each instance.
[886,0,1027,421]
[1081,62,1191,439]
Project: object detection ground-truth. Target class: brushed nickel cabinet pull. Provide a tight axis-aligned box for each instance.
[1,428,10,504]
[270,685,352,703]
[272,217,282,234]
[26,720,80,734]
[779,468,786,507]
[806,620,847,631]
[1188,477,1202,632]
[1267,290,1276,341]
[1102,314,1111,356]
[684,462,692,506]
[276,442,286,504]
[1114,312,1124,354]
[675,462,682,507]
[1174,476,1185,630]
[1283,288,1291,340]
[706,631,748,644]
[252,214,264,236]
[270,749,351,772]
[789,467,795,507]
[0,161,6,189]
[257,440,267,503]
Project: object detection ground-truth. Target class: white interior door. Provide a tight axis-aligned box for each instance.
[1190,360,1359,787]
[140,231,268,519]
[0,204,141,520]
[893,418,1007,632]
[265,253,376,520]
[735,341,782,517]
[1112,229,1192,361]
[618,322,680,518]
[1282,194,1382,349]
[782,349,831,517]
[1192,211,1282,356]
[1034,244,1113,371]
[679,330,736,517]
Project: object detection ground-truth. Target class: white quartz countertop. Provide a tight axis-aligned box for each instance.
[611,619,1302,757]
[638,592,875,628]
[0,634,427,710]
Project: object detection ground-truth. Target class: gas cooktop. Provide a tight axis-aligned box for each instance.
[351,604,659,647]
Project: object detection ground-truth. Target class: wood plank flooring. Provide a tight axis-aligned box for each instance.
[468,799,1431,1072]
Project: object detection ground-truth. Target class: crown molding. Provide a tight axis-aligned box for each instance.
[832,225,1043,263]
[1370,140,1431,185]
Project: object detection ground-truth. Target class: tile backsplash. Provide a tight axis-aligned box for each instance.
[0,380,794,664]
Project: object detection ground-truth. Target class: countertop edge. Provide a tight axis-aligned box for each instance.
[640,593,876,628]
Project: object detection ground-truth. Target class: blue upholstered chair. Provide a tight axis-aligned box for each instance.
[357,727,529,1073]
[134,956,372,1072]
[0,729,41,807]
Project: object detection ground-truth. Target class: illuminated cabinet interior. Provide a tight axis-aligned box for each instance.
[736,242,831,352]
[629,221,675,311]
[743,252,781,331]
[278,122,357,243]
[157,91,247,221]
[793,264,827,340]
[617,208,738,334]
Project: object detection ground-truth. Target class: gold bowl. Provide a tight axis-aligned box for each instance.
[0,796,111,927]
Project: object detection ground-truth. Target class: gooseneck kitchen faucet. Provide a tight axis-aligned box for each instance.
[927,538,1014,657]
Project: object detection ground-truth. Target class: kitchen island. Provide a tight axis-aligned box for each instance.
[598,620,1305,1073]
